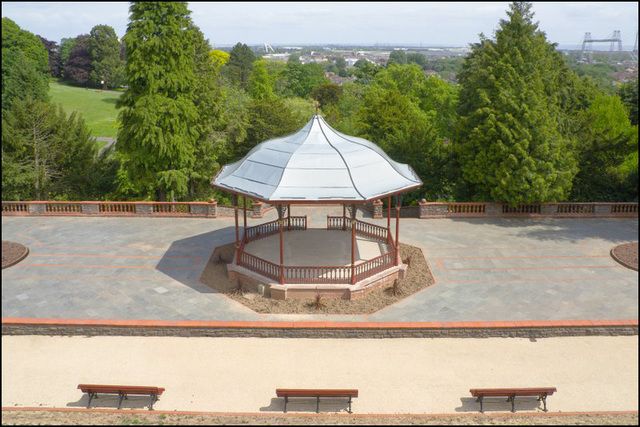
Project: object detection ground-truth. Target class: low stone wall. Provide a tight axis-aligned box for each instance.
[366,201,638,219]
[0,200,256,219]
[3,200,638,220]
[2,319,636,339]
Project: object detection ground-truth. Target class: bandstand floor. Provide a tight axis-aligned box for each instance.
[242,229,390,266]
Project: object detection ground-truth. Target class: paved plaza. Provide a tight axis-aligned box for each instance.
[1,207,637,322]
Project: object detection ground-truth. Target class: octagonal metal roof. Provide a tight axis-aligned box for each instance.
[211,115,422,203]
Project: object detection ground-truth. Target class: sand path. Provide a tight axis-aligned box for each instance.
[2,335,637,414]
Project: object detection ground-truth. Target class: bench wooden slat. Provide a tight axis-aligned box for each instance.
[78,384,165,410]
[276,388,358,413]
[470,387,557,413]
[276,389,358,397]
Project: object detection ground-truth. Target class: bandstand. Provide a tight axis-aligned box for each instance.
[211,115,422,300]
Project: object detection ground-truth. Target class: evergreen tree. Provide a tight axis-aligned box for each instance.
[225,42,255,90]
[2,96,97,200]
[455,2,577,204]
[116,2,199,201]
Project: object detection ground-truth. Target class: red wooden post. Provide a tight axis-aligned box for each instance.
[234,196,240,264]
[287,204,291,230]
[279,205,285,284]
[395,201,400,266]
[387,196,391,242]
[351,204,356,284]
[343,204,346,230]
[242,197,247,241]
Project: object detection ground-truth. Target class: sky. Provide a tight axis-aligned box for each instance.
[2,2,638,49]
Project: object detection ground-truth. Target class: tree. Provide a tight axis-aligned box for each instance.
[387,50,407,66]
[2,49,50,111]
[618,79,638,126]
[63,34,93,85]
[2,96,97,200]
[59,37,77,69]
[249,58,276,100]
[570,94,638,201]
[88,25,125,89]
[454,2,577,204]
[209,49,230,68]
[311,83,343,110]
[2,18,49,76]
[225,42,255,90]
[284,61,328,98]
[189,26,225,199]
[116,2,200,201]
[357,86,453,201]
[38,36,61,77]
[2,18,50,111]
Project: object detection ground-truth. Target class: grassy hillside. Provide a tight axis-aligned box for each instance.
[49,80,122,138]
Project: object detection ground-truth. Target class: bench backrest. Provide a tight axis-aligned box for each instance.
[78,384,165,395]
[276,389,359,398]
[470,387,556,397]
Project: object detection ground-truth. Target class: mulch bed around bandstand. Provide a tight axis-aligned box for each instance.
[199,242,435,315]
[2,241,29,269]
[611,242,638,271]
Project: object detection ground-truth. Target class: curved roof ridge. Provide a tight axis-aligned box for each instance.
[316,115,366,200]
[317,116,421,183]
[268,115,317,198]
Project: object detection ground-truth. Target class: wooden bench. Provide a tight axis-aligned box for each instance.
[78,384,165,410]
[276,389,358,413]
[470,387,557,413]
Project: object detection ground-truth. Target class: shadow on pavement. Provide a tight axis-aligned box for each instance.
[155,226,236,294]
[67,394,155,410]
[455,396,543,413]
[259,397,351,413]
[447,217,637,244]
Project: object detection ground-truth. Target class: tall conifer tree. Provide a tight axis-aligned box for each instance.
[116,2,199,200]
[455,2,577,204]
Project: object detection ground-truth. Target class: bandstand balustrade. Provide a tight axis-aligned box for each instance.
[236,215,398,285]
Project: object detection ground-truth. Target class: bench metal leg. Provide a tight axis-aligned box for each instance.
[87,393,97,409]
[316,396,320,413]
[476,396,484,413]
[348,396,352,414]
[149,394,157,410]
[507,395,515,413]
[117,393,125,410]
[539,394,548,412]
[283,396,288,413]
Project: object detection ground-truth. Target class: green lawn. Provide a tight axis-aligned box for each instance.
[49,80,122,138]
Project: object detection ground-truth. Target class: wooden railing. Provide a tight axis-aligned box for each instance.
[326,216,390,244]
[244,216,307,243]
[239,216,398,284]
[354,250,397,282]
[284,265,351,284]
[240,252,281,282]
